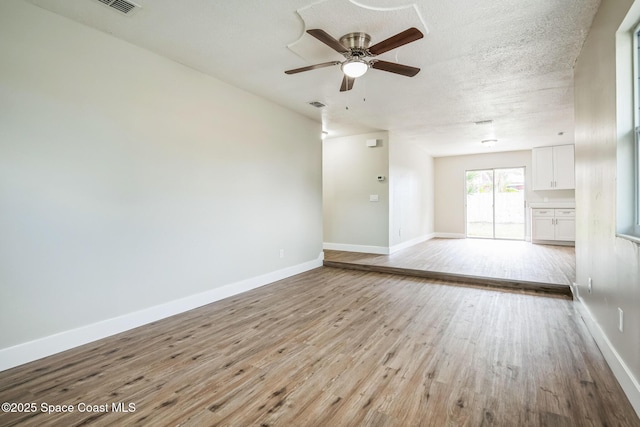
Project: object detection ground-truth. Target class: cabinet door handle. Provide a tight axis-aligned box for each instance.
[550,180,553,188]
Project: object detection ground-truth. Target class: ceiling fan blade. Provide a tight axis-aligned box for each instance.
[285,61,341,74]
[307,29,349,54]
[371,60,420,77]
[368,27,424,55]
[340,75,355,92]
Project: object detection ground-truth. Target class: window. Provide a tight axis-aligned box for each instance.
[634,22,640,229]
[632,22,640,236]
[615,12,640,242]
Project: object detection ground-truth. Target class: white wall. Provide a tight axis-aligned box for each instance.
[389,136,435,250]
[434,150,574,238]
[574,0,640,413]
[323,131,389,252]
[0,0,322,360]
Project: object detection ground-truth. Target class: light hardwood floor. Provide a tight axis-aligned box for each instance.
[1,267,637,426]
[325,238,575,295]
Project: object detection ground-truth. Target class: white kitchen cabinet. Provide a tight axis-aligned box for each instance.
[531,208,575,244]
[554,209,576,241]
[531,209,555,240]
[532,145,575,190]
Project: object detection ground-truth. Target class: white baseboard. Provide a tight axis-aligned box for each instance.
[433,232,466,239]
[0,254,324,372]
[574,292,640,418]
[323,242,389,255]
[389,232,435,254]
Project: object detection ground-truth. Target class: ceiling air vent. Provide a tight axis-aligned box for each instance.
[95,0,141,15]
[309,101,326,108]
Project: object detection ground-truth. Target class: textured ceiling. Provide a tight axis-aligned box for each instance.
[26,0,600,157]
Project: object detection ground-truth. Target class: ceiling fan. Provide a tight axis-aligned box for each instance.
[285,27,424,92]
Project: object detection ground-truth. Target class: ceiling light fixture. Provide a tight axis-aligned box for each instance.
[481,139,497,147]
[341,58,369,78]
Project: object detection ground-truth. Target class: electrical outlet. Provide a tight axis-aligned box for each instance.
[588,277,592,293]
[279,249,284,259]
[618,308,624,332]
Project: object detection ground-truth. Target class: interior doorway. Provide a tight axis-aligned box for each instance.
[465,167,525,240]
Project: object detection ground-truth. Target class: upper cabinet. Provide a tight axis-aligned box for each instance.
[532,145,575,190]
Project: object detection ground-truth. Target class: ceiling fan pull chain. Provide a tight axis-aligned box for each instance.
[362,72,367,103]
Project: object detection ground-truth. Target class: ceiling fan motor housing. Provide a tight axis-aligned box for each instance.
[339,32,371,57]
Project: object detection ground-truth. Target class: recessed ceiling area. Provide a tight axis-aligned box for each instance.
[26,0,600,157]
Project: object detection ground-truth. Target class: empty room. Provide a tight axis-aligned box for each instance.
[1,0,639,425]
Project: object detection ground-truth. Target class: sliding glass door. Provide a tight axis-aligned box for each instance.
[465,167,525,240]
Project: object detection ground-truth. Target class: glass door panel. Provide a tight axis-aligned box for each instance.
[466,169,494,238]
[466,167,525,240]
[494,168,525,239]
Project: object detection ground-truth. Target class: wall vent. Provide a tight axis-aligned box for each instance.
[94,0,141,15]
[309,101,326,108]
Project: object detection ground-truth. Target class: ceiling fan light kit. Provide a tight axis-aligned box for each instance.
[285,27,424,92]
[342,59,369,78]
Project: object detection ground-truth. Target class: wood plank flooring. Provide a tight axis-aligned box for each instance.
[325,238,575,295]
[1,267,637,426]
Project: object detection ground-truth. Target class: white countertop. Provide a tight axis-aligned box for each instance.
[529,202,576,209]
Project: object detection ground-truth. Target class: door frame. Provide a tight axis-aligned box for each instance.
[464,166,527,240]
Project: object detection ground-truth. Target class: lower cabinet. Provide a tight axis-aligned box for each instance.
[531,208,575,244]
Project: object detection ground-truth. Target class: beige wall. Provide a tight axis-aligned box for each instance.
[574,0,640,411]
[323,132,390,251]
[434,150,574,238]
[0,1,322,351]
[389,136,435,248]
[323,132,434,253]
